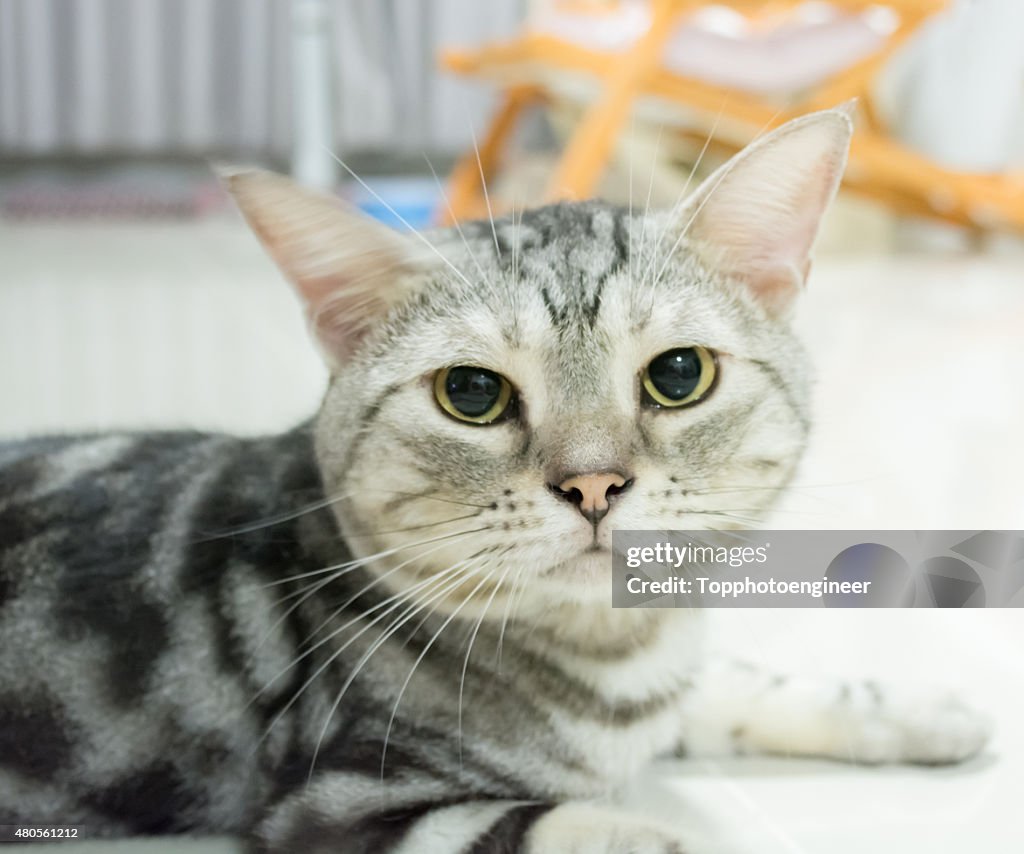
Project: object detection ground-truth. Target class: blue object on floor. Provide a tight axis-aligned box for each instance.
[343,176,441,231]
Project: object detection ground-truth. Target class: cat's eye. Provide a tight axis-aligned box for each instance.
[434,366,514,424]
[642,346,717,408]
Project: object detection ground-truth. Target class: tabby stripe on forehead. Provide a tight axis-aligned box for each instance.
[539,286,569,326]
[583,268,605,329]
[611,209,631,270]
[538,272,610,331]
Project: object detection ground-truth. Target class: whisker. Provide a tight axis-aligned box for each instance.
[265,555,387,599]
[628,113,635,289]
[250,530,479,673]
[266,568,340,610]
[192,493,346,541]
[680,510,765,526]
[683,484,788,496]
[685,504,828,519]
[652,106,786,287]
[380,566,498,781]
[634,124,664,281]
[342,510,482,538]
[506,565,532,638]
[266,515,484,605]
[374,488,493,511]
[458,563,510,766]
[468,119,502,259]
[321,145,477,292]
[666,98,728,223]
[391,546,507,650]
[192,484,489,543]
[424,153,491,285]
[260,525,493,588]
[346,486,493,509]
[255,559,481,762]
[305,558,488,780]
[693,475,889,493]
[640,99,727,309]
[495,566,520,670]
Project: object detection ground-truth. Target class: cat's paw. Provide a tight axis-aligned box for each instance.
[847,687,992,765]
[526,804,695,854]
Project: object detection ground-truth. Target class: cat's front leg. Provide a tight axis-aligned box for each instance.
[525,803,702,854]
[257,778,699,854]
[676,661,992,765]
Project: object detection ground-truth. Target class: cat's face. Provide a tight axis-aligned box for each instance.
[226,107,851,610]
[312,205,810,605]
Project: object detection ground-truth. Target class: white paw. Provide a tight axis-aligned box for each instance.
[527,803,694,854]
[849,688,993,765]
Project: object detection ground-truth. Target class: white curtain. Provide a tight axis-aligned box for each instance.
[0,0,525,157]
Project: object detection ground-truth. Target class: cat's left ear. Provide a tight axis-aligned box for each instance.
[677,106,853,317]
[220,167,436,368]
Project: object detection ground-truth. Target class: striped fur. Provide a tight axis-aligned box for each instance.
[0,111,990,852]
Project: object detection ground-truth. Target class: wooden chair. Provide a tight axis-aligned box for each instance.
[440,0,1024,234]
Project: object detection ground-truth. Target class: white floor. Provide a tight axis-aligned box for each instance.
[2,220,1022,853]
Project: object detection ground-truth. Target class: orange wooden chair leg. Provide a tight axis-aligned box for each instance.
[542,0,694,203]
[440,85,539,225]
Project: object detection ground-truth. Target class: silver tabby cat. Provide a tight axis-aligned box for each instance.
[0,109,990,852]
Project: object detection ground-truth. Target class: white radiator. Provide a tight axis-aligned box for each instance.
[0,0,525,157]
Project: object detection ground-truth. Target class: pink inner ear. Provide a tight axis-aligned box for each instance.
[748,202,824,286]
[732,206,820,311]
[743,260,811,313]
[308,285,373,363]
[787,159,843,259]
[756,158,838,260]
[685,115,850,314]
[224,168,431,366]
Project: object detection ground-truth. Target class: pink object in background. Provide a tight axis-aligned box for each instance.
[531,1,896,95]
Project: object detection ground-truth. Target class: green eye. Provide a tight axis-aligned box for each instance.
[642,346,717,408]
[434,366,513,424]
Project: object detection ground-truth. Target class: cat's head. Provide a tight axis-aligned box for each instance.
[225,108,851,611]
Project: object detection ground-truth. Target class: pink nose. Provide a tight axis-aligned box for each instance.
[552,472,632,524]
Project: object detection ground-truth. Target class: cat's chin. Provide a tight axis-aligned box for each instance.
[530,547,618,605]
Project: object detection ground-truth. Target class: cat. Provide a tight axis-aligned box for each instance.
[0,107,990,853]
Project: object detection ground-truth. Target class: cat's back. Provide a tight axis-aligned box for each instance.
[0,430,264,707]
[0,426,329,656]
[0,430,230,596]
[0,427,327,832]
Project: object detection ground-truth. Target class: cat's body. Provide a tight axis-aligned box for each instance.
[0,426,692,831]
[0,110,991,852]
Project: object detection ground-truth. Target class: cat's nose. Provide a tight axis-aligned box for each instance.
[550,472,633,525]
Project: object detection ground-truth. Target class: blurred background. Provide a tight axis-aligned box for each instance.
[2,2,1023,852]
[2,0,1022,524]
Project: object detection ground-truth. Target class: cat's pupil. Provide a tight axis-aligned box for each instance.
[445,367,503,417]
[648,349,701,400]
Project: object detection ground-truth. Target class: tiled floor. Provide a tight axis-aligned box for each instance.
[3,220,1022,853]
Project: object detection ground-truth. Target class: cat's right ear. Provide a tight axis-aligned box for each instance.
[219,167,435,368]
